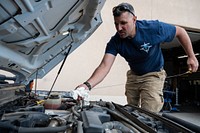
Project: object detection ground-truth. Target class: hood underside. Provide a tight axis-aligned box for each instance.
[0,0,105,84]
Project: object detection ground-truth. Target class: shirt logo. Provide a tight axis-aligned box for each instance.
[140,42,152,53]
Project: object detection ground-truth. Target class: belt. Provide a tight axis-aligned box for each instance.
[131,67,164,76]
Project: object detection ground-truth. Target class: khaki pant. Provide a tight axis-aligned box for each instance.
[125,69,166,113]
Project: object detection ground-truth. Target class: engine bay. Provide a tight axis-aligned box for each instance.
[0,86,197,133]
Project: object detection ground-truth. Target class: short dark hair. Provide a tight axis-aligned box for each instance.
[112,3,135,17]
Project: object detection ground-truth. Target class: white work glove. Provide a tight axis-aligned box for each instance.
[71,87,90,105]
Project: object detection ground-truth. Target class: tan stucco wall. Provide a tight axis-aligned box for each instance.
[133,0,200,29]
[38,0,200,97]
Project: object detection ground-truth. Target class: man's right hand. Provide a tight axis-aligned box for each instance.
[77,82,91,91]
[73,87,89,99]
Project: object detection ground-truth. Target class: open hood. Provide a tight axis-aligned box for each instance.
[0,0,105,84]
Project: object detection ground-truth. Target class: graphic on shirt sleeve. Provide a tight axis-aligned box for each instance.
[140,42,152,53]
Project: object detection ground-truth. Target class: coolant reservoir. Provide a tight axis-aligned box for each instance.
[44,93,61,109]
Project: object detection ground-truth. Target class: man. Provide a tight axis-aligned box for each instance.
[77,3,199,112]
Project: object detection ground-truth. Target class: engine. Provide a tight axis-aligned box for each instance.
[0,89,196,133]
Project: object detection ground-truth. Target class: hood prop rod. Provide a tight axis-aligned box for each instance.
[47,44,72,98]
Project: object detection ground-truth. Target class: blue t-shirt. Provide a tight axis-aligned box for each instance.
[105,20,176,75]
